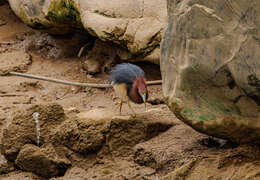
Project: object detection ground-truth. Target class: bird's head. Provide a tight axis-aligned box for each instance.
[136,76,148,104]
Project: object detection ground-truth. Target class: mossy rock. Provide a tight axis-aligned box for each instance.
[7,0,167,64]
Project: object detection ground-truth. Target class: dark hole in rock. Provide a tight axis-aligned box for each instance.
[0,0,7,6]
[198,137,239,149]
[131,61,161,81]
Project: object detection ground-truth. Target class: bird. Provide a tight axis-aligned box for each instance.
[109,63,148,116]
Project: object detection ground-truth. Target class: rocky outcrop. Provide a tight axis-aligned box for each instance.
[1,104,173,178]
[55,108,174,156]
[161,0,260,143]
[7,0,167,64]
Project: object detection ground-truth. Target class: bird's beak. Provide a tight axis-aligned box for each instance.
[141,93,147,111]
[141,93,146,103]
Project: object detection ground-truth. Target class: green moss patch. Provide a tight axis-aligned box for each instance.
[19,8,49,30]
[47,0,82,27]
[198,113,216,121]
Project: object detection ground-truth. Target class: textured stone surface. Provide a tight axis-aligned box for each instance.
[54,108,111,154]
[50,167,87,180]
[0,171,44,180]
[1,104,173,178]
[15,144,71,178]
[134,124,207,170]
[108,113,174,157]
[162,145,260,180]
[0,154,14,174]
[161,0,260,143]
[55,108,174,156]
[1,103,65,161]
[7,0,167,64]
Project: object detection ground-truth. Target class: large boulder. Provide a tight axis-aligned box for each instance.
[7,0,167,64]
[161,0,260,143]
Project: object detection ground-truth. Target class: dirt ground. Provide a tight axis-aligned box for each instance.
[1,3,260,180]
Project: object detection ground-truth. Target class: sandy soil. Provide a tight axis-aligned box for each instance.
[1,3,260,180]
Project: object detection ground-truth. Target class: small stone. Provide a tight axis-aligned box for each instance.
[0,154,14,174]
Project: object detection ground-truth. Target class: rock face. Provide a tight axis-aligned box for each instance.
[161,0,260,143]
[7,0,167,64]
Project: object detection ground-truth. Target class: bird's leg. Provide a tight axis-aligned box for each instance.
[118,100,123,115]
[127,100,136,117]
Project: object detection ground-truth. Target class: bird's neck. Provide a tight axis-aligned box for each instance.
[129,81,143,104]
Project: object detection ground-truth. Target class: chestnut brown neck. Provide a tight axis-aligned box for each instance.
[128,78,148,104]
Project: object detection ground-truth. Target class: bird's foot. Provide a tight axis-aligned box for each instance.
[130,113,136,118]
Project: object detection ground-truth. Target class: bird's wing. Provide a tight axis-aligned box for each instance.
[109,63,145,84]
[126,63,145,78]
